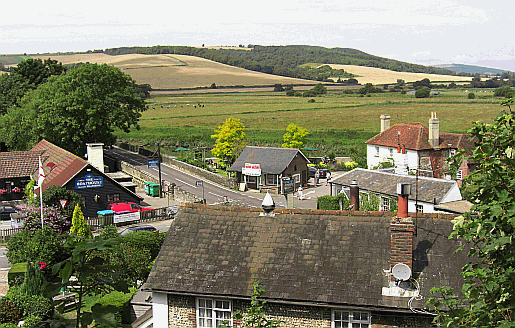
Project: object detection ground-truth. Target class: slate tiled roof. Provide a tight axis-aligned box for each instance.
[228,146,309,174]
[366,123,473,151]
[0,151,43,179]
[30,140,89,193]
[330,168,460,204]
[144,204,468,311]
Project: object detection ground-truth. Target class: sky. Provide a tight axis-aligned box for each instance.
[2,0,514,71]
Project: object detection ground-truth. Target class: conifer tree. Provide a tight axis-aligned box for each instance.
[70,204,92,240]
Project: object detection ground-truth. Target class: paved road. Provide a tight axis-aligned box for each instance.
[105,147,287,208]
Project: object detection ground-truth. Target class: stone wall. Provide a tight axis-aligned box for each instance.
[166,294,435,328]
[120,161,201,204]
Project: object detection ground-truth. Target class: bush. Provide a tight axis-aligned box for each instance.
[0,298,23,324]
[99,225,119,240]
[308,98,315,103]
[493,86,514,98]
[415,87,431,98]
[17,205,69,234]
[317,194,350,210]
[286,89,296,96]
[7,263,26,288]
[95,289,137,325]
[6,226,69,266]
[5,287,54,320]
[468,92,476,99]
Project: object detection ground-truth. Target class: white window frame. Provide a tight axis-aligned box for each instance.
[375,146,380,156]
[380,196,390,211]
[266,174,278,186]
[196,298,232,328]
[293,173,301,184]
[416,204,423,213]
[332,309,371,328]
[456,169,463,180]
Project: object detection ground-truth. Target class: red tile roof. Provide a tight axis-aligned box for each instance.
[0,151,43,179]
[366,123,473,151]
[30,140,88,193]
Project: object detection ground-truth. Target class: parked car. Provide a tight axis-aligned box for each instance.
[109,202,152,213]
[308,167,330,179]
[0,204,19,220]
[120,225,158,235]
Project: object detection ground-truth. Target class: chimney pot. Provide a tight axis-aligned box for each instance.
[349,180,359,211]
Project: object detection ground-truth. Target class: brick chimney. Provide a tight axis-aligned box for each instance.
[380,114,391,133]
[428,112,440,149]
[390,217,414,270]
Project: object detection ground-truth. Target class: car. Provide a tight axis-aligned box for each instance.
[120,225,158,235]
[0,204,19,220]
[308,167,330,179]
[109,202,152,213]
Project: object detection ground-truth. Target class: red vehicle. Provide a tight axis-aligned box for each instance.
[110,202,152,213]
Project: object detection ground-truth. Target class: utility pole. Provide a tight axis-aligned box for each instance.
[158,143,163,198]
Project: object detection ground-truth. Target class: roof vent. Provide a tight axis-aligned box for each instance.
[260,191,275,217]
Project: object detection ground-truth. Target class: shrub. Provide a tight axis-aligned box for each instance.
[7,263,26,288]
[95,289,137,325]
[99,225,119,240]
[317,194,350,210]
[5,287,54,320]
[0,298,23,324]
[308,98,315,103]
[415,87,431,98]
[493,85,514,98]
[17,205,69,234]
[20,262,45,296]
[343,161,358,171]
[6,226,69,266]
[468,92,476,99]
[286,89,296,96]
[69,204,92,240]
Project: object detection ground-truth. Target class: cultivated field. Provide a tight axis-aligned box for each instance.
[327,64,473,85]
[33,53,317,89]
[32,53,473,89]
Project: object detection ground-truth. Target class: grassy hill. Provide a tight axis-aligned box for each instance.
[433,63,512,75]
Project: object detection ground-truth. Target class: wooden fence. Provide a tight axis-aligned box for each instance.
[0,207,176,241]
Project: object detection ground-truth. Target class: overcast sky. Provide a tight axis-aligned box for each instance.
[2,0,514,71]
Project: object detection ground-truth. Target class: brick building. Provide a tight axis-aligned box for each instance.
[142,203,470,328]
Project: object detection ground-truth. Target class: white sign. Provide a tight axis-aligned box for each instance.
[114,211,140,224]
[242,163,261,176]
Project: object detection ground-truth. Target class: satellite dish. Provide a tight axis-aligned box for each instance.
[392,263,411,281]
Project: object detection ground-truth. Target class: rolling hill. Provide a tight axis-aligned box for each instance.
[31,53,472,89]
[433,63,512,75]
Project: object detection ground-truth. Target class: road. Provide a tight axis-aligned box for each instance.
[105,147,287,209]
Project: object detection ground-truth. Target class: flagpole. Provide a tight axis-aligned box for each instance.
[38,156,45,228]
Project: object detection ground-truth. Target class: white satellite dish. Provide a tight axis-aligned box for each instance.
[392,263,412,281]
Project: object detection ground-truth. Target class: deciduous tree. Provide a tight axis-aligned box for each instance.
[211,118,246,165]
[282,123,309,149]
[427,98,515,327]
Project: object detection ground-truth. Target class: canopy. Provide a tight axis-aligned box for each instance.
[303,147,317,151]
[174,147,190,152]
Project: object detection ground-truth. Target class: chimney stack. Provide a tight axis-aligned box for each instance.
[380,114,391,133]
[349,180,359,211]
[428,112,440,148]
[390,217,414,271]
[86,143,105,173]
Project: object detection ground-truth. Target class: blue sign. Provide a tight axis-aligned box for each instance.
[148,159,159,168]
[75,174,103,189]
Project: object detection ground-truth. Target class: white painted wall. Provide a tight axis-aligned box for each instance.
[152,292,168,328]
[368,145,421,174]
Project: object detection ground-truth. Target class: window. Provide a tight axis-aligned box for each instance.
[416,204,423,213]
[333,310,371,328]
[456,169,463,180]
[450,149,457,157]
[375,146,379,156]
[380,197,390,211]
[266,174,278,186]
[389,148,393,156]
[107,193,120,203]
[197,298,232,328]
[293,174,301,184]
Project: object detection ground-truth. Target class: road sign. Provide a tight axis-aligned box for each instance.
[196,181,203,187]
[148,159,159,168]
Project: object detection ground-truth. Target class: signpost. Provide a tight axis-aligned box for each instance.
[147,159,159,168]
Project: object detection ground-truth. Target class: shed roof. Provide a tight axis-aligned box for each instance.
[331,168,460,204]
[0,150,43,179]
[143,204,468,311]
[228,146,309,174]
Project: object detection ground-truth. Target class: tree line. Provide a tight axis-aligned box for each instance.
[102,45,463,81]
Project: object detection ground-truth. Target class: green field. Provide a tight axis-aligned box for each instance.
[0,55,31,66]
[116,88,503,163]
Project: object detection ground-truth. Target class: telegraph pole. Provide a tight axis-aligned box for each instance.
[158,143,163,198]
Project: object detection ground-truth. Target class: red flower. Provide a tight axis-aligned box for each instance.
[39,262,47,270]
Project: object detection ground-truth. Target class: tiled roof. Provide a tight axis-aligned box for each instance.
[228,146,309,174]
[330,168,460,204]
[144,204,468,311]
[0,151,43,179]
[30,140,88,193]
[366,123,473,151]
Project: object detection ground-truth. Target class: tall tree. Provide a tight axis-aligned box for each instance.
[0,63,146,154]
[282,123,309,149]
[427,98,515,327]
[211,118,246,165]
[70,204,92,240]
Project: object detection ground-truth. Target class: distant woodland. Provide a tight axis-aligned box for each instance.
[103,45,466,82]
